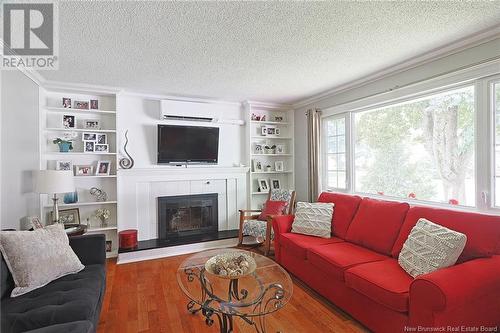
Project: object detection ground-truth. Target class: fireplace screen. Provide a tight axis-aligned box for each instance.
[158,193,218,240]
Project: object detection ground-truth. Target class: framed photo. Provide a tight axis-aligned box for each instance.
[96,161,111,175]
[62,115,75,129]
[84,141,95,153]
[96,133,107,144]
[62,98,72,108]
[258,179,269,192]
[52,208,80,225]
[74,100,89,109]
[82,132,97,141]
[276,144,285,154]
[83,120,100,129]
[254,144,263,154]
[56,160,73,171]
[252,159,263,172]
[261,126,267,136]
[275,161,284,172]
[275,128,281,136]
[90,99,99,110]
[274,116,284,122]
[95,144,109,153]
[105,240,112,252]
[74,165,93,176]
[271,179,281,190]
[266,126,276,135]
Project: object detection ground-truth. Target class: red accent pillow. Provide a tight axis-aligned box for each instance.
[258,200,288,221]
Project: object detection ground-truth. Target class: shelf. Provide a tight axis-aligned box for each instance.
[45,128,116,133]
[106,251,118,259]
[251,136,292,140]
[251,192,269,195]
[251,171,293,174]
[252,154,292,156]
[45,106,116,115]
[74,175,117,179]
[250,121,289,125]
[87,226,118,232]
[44,201,118,208]
[45,152,117,156]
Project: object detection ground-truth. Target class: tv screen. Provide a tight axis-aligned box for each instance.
[157,125,219,164]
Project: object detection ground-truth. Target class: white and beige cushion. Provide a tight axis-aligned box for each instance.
[291,202,334,238]
[398,218,467,278]
[0,224,84,297]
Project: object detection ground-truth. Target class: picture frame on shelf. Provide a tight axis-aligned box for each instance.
[84,141,95,153]
[74,165,94,176]
[52,208,80,225]
[276,144,285,154]
[271,179,281,189]
[82,132,97,141]
[95,144,109,153]
[254,143,263,154]
[83,120,100,130]
[274,115,284,122]
[275,161,284,172]
[252,159,263,172]
[56,160,73,171]
[258,179,269,192]
[90,99,99,110]
[260,126,267,136]
[96,134,107,144]
[62,115,75,129]
[62,98,71,108]
[96,161,111,175]
[74,100,89,110]
[266,126,276,135]
[105,240,112,252]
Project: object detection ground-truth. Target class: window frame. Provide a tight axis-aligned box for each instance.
[321,113,350,192]
[319,62,500,214]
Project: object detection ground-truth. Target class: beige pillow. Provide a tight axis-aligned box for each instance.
[291,202,334,238]
[0,224,84,297]
[398,218,467,278]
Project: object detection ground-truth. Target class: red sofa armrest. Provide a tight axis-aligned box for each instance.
[409,256,500,327]
[271,215,294,263]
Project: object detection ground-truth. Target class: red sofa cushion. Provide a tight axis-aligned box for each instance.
[345,198,409,255]
[345,259,413,312]
[307,242,387,281]
[392,206,500,262]
[318,192,362,239]
[257,200,288,220]
[280,233,343,260]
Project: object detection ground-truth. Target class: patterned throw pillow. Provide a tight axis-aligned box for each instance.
[398,218,467,278]
[291,202,335,238]
[258,200,288,221]
[0,224,84,297]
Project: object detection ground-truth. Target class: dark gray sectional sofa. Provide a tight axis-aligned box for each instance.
[1,234,107,333]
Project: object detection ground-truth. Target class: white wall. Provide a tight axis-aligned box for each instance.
[1,69,40,230]
[294,37,500,202]
[116,95,246,168]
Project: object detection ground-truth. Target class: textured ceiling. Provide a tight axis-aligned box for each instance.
[38,1,500,104]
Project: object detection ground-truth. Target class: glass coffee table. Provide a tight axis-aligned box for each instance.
[177,249,293,333]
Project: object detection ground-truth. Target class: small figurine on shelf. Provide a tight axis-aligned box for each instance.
[95,208,110,227]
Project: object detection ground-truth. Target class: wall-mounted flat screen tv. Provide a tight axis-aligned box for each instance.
[157,125,219,164]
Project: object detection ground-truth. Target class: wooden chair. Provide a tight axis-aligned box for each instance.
[237,189,296,256]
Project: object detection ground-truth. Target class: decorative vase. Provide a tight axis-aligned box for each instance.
[57,142,72,152]
[100,216,108,227]
[63,191,78,204]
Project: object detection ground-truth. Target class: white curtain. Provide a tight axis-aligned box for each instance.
[306,108,322,202]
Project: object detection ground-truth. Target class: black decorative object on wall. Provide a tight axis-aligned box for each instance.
[119,130,134,169]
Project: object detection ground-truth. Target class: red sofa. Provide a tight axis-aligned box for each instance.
[272,192,500,332]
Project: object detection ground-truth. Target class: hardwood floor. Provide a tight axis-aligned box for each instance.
[97,253,368,333]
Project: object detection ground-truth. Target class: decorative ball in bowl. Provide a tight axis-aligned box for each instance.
[205,252,257,279]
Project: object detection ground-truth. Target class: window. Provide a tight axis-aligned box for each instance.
[354,86,475,206]
[323,115,347,190]
[494,82,500,206]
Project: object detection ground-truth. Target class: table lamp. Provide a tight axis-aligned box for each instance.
[33,170,75,224]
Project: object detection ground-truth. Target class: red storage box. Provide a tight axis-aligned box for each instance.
[119,229,138,250]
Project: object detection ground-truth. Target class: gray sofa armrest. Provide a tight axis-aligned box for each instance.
[69,234,106,265]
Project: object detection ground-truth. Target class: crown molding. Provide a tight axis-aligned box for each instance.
[293,26,500,109]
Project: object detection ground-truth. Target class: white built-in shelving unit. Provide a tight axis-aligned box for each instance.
[244,101,295,210]
[38,86,119,258]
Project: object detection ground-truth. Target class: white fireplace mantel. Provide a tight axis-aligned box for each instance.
[117,166,249,242]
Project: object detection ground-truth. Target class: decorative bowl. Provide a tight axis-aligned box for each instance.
[205,252,257,279]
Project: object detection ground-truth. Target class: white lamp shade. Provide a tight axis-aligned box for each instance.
[33,170,75,194]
